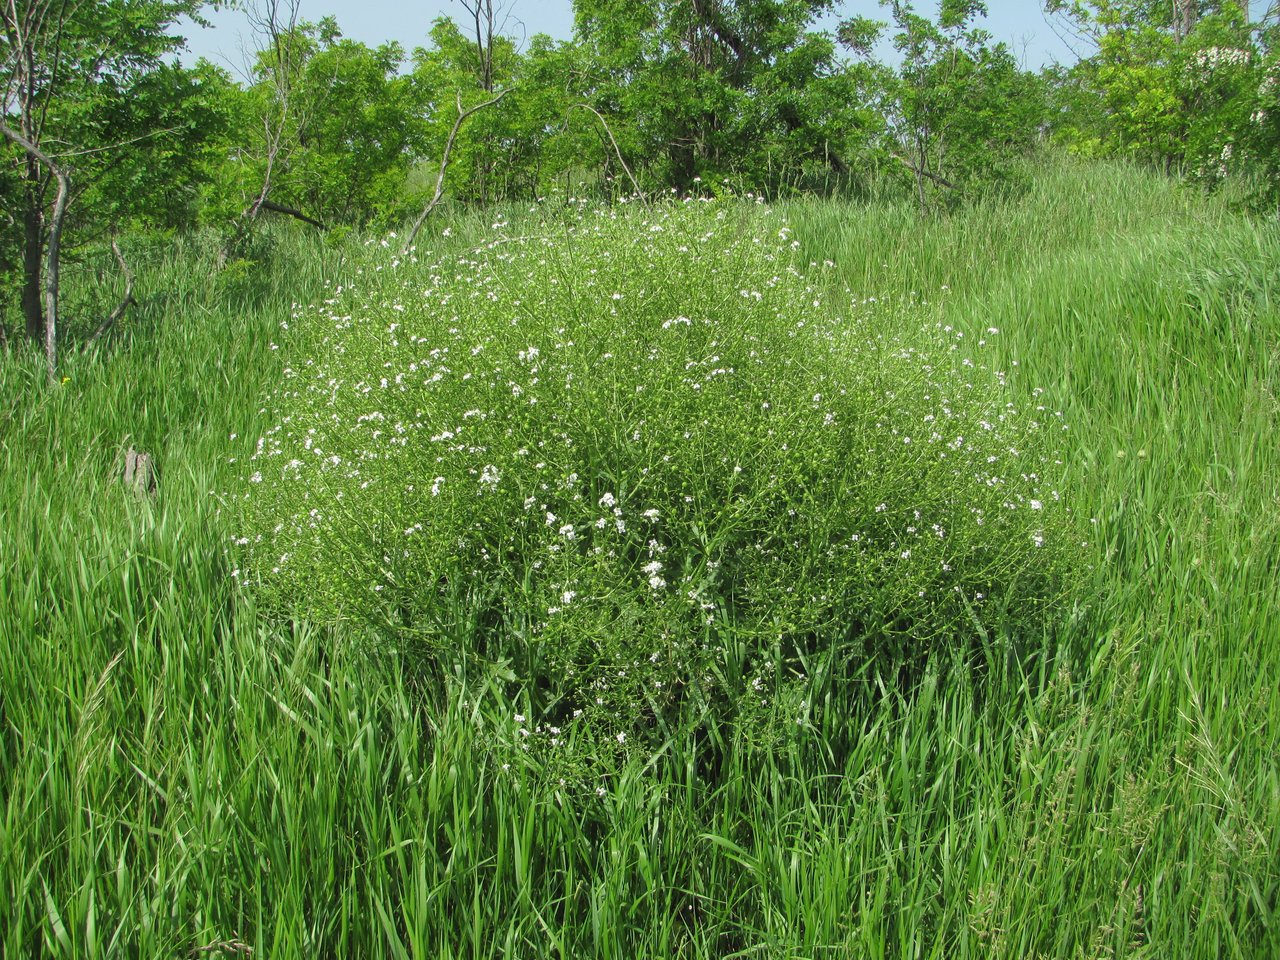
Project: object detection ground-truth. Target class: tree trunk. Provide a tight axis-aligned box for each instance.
[21,178,43,341]
[403,88,512,251]
[3,122,71,382]
[42,161,69,383]
[0,222,9,349]
[1174,0,1198,40]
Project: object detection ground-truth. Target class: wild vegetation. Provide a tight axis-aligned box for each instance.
[5,0,1280,372]
[2,158,1277,958]
[235,198,1078,747]
[3,1,1279,957]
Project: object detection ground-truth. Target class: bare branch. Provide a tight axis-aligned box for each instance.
[570,103,645,201]
[403,88,512,250]
[87,238,135,343]
[252,197,327,230]
[241,0,304,222]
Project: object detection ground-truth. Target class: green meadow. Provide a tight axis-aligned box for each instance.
[1,160,1277,957]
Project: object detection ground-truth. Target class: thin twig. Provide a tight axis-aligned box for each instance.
[892,152,955,190]
[87,238,134,343]
[570,103,645,201]
[44,125,180,158]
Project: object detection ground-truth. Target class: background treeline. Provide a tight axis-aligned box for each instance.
[3,0,1280,356]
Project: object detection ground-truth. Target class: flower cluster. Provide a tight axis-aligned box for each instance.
[1189,46,1253,76]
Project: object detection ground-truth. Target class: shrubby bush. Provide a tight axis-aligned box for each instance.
[231,199,1078,744]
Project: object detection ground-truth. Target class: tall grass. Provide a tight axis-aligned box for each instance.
[1,163,1276,957]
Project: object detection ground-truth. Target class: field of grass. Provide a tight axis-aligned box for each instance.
[1,161,1277,957]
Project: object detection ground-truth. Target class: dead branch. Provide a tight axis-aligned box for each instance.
[569,103,645,201]
[403,88,512,250]
[88,238,135,343]
[251,197,327,230]
[892,152,955,190]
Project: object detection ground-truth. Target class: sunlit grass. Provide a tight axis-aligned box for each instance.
[1,161,1276,957]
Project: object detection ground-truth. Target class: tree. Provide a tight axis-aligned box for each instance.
[840,2,1046,210]
[2,0,211,376]
[234,0,313,229]
[573,0,870,195]
[408,16,528,207]
[1043,1,1262,178]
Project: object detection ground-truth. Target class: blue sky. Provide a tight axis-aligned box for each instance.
[179,1,1269,74]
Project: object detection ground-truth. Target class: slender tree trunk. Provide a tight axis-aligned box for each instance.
[3,122,71,382]
[403,89,511,250]
[912,131,928,213]
[0,221,9,349]
[571,103,645,200]
[21,178,43,340]
[1174,0,1198,40]
[44,163,68,382]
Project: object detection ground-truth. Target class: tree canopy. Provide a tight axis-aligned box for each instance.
[5,0,1280,368]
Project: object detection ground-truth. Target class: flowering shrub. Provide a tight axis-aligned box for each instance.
[232,199,1078,740]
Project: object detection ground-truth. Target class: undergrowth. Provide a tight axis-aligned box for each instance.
[1,161,1276,957]
[231,199,1080,750]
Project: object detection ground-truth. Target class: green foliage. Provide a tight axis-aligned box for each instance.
[408,17,534,205]
[839,1,1048,208]
[290,35,419,225]
[233,199,1078,745]
[219,20,421,228]
[1240,19,1280,208]
[77,59,239,231]
[573,0,876,195]
[1,1,224,229]
[1,0,231,341]
[1044,0,1280,205]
